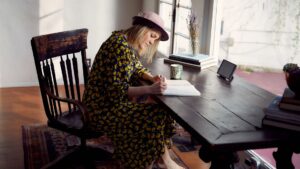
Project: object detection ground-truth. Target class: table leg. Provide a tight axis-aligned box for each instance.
[199,146,239,169]
[273,146,295,169]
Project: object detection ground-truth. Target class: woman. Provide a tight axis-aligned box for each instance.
[83,11,184,169]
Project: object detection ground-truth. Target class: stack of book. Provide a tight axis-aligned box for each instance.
[262,89,300,132]
[164,53,217,70]
[278,88,300,111]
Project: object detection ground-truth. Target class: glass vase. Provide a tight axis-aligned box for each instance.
[190,39,200,56]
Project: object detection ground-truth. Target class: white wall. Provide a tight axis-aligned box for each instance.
[0,0,142,87]
[0,0,39,87]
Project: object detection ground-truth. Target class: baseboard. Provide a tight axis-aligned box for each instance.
[0,80,86,88]
[0,81,39,88]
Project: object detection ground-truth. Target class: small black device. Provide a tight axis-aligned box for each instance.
[217,59,237,82]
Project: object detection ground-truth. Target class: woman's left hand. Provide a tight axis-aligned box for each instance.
[152,74,166,83]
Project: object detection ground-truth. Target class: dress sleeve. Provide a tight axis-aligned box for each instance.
[103,39,135,101]
[134,59,148,78]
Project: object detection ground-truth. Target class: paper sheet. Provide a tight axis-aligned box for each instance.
[162,80,201,96]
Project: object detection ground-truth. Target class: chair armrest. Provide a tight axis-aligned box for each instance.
[44,87,88,124]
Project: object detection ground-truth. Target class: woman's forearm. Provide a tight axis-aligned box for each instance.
[128,79,167,97]
[127,72,167,97]
[142,72,155,83]
[128,86,151,97]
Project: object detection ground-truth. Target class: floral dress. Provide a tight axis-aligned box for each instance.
[82,30,175,169]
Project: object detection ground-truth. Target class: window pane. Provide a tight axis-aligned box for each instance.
[174,3,194,54]
[175,7,191,37]
[218,0,300,69]
[178,0,192,8]
[158,31,172,56]
[160,0,173,4]
[159,0,194,56]
[159,2,173,31]
[159,1,173,56]
[174,35,190,54]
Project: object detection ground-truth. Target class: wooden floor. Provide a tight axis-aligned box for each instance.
[0,69,295,169]
[0,86,47,169]
[0,86,211,169]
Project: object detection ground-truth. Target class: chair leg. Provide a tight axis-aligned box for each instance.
[41,147,82,169]
[41,137,113,169]
[81,137,87,148]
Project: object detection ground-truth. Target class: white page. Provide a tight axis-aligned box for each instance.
[162,80,201,96]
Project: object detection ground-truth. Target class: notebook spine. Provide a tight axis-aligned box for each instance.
[164,58,201,69]
[169,56,200,65]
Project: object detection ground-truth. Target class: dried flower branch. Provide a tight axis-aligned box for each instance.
[187,11,200,55]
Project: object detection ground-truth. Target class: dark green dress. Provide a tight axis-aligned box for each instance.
[82,30,175,169]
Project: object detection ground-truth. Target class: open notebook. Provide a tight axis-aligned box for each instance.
[162,80,201,96]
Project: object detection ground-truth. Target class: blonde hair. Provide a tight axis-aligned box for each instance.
[125,25,160,63]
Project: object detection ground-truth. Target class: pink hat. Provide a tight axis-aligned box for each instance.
[132,11,169,41]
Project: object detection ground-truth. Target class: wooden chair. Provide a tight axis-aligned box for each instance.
[31,28,111,168]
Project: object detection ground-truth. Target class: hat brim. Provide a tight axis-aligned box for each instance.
[132,16,169,41]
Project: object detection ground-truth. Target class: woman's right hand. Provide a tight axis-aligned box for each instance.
[128,75,168,96]
[149,79,167,94]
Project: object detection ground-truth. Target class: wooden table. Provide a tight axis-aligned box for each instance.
[143,58,300,169]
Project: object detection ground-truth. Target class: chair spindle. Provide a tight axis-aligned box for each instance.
[50,58,62,116]
[43,60,56,117]
[72,53,81,101]
[66,55,75,101]
[60,56,72,112]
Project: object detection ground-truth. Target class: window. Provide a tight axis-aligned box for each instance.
[218,0,300,70]
[158,0,193,56]
[158,0,174,56]
[158,0,218,58]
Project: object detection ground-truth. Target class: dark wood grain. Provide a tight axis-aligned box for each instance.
[31,29,88,61]
[144,58,300,152]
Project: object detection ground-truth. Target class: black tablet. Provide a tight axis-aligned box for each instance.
[217,59,237,81]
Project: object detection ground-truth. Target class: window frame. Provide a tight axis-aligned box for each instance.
[158,0,222,59]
